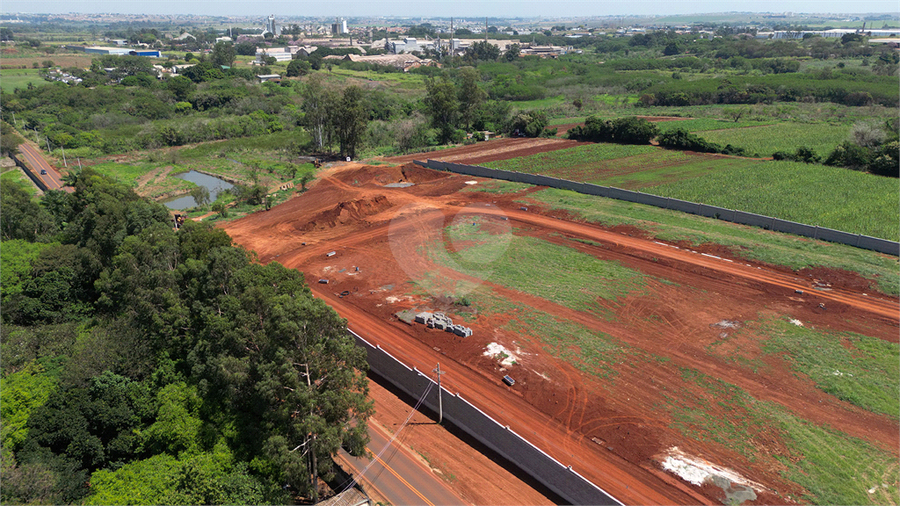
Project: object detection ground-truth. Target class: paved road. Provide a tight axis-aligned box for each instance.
[17,142,71,192]
[336,420,466,506]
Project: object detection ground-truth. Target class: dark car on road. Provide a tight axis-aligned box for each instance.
[40,169,47,175]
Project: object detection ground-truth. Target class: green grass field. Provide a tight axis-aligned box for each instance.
[759,317,898,418]
[429,217,652,312]
[645,160,899,241]
[483,144,761,189]
[655,118,777,134]
[522,188,899,295]
[0,69,50,93]
[460,179,532,194]
[484,143,657,174]
[482,143,897,241]
[0,167,38,197]
[698,122,851,157]
[666,365,898,505]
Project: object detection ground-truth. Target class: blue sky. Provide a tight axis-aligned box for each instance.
[2,0,898,18]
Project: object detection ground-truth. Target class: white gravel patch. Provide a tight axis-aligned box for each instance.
[484,342,518,366]
[660,447,767,492]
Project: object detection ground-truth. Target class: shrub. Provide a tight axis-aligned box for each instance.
[568,116,658,145]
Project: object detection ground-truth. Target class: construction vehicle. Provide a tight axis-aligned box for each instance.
[313,158,323,168]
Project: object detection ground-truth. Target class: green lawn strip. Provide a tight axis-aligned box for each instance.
[1,167,37,195]
[656,118,778,134]
[481,143,759,189]
[482,143,658,173]
[667,366,898,505]
[450,287,630,380]
[89,161,164,187]
[459,180,532,194]
[525,188,898,296]
[505,309,626,379]
[429,218,650,312]
[760,317,899,418]
[645,160,899,242]
[176,131,304,161]
[511,95,568,109]
[764,403,898,506]
[0,69,49,93]
[697,122,850,157]
[596,153,760,189]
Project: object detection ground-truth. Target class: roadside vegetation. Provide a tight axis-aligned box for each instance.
[0,173,371,504]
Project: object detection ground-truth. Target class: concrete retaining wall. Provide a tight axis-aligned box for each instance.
[12,154,49,192]
[417,159,899,256]
[350,329,621,505]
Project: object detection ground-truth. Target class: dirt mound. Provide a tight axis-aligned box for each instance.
[400,163,452,183]
[299,195,392,231]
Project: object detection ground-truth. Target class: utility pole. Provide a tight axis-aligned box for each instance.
[45,136,51,153]
[61,145,67,168]
[304,363,318,503]
[433,363,445,424]
[77,157,82,170]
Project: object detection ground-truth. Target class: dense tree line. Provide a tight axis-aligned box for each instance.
[0,171,372,504]
[567,116,659,144]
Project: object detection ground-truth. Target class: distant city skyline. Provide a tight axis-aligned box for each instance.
[1,1,898,19]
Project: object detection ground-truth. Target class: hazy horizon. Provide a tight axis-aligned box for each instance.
[1,1,898,19]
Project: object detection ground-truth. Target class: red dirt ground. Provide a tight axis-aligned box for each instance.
[222,160,899,505]
[385,138,587,165]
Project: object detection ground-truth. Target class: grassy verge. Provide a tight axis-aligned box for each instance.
[667,365,899,505]
[1,167,38,196]
[429,217,651,312]
[760,317,899,418]
[523,188,899,295]
[459,180,532,194]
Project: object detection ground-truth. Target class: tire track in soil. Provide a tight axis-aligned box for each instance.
[222,163,898,506]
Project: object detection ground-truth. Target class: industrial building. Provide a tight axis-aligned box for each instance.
[263,15,280,36]
[67,45,162,57]
[331,17,348,35]
[255,47,293,63]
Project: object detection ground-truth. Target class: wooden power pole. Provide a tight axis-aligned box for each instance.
[433,363,445,423]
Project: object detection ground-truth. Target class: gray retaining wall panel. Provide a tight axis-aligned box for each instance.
[636,192,670,208]
[667,198,700,215]
[352,331,619,505]
[734,211,775,229]
[816,227,858,245]
[697,204,734,220]
[858,235,900,255]
[606,187,641,203]
[582,184,609,197]
[771,219,817,237]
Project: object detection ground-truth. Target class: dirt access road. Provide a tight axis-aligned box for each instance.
[222,162,898,505]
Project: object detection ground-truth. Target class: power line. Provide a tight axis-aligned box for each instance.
[334,373,437,504]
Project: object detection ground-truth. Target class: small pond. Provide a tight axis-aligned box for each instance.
[163,171,234,210]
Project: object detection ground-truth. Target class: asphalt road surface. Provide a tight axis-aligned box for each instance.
[336,420,466,506]
[17,142,71,192]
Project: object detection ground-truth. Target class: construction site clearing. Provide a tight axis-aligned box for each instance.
[221,155,899,506]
